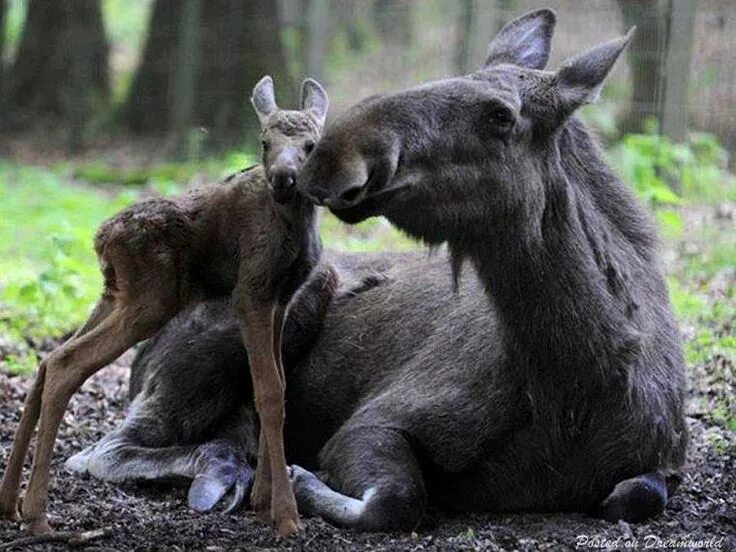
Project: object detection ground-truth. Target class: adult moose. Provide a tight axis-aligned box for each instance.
[293,9,687,529]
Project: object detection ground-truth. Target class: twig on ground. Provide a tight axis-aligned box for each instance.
[0,527,111,549]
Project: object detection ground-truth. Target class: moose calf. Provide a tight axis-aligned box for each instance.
[0,76,329,537]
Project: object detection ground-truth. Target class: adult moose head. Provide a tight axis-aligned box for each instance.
[300,9,631,242]
[295,8,687,528]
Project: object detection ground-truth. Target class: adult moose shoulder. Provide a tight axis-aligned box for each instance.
[295,9,687,528]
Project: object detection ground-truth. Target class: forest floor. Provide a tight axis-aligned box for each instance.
[0,203,735,550]
[0,362,734,551]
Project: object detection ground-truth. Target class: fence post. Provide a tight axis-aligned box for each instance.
[660,0,695,144]
[455,0,499,74]
[304,0,328,83]
[171,0,202,159]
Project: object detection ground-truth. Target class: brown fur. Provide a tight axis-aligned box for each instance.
[0,76,329,537]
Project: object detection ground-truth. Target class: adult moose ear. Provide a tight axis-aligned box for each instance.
[484,9,556,70]
[301,78,329,126]
[251,75,277,126]
[554,28,635,118]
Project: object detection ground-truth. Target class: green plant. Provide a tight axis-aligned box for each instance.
[610,131,736,208]
[0,162,137,373]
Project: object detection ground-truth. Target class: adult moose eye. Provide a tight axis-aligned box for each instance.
[304,140,315,155]
[261,139,270,151]
[491,107,514,129]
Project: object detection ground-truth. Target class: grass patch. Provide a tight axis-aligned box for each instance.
[65,150,258,187]
[0,162,139,373]
[0,159,413,374]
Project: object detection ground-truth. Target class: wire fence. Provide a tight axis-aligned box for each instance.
[1,0,734,163]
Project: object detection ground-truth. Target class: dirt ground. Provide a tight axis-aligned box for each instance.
[0,358,734,552]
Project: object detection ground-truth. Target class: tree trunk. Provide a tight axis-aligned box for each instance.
[7,0,108,127]
[455,0,497,74]
[123,0,295,149]
[616,0,666,135]
[0,0,6,120]
[372,0,412,48]
[171,0,202,158]
[303,0,329,83]
[659,0,695,145]
[121,0,178,134]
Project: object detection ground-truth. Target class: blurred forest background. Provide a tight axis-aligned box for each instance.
[0,0,733,432]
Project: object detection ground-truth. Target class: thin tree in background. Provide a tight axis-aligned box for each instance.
[171,0,202,158]
[5,0,108,129]
[372,0,412,48]
[455,0,497,75]
[659,0,694,144]
[0,0,6,119]
[303,0,328,83]
[124,0,295,149]
[617,0,666,135]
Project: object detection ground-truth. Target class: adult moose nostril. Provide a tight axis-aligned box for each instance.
[338,185,363,205]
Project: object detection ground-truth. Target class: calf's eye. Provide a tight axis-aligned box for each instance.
[261,139,270,151]
[304,140,315,154]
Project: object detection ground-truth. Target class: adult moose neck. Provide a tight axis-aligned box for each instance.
[447,120,649,375]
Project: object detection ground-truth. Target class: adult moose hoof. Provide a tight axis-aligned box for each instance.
[598,472,668,523]
[64,446,93,475]
[188,466,253,513]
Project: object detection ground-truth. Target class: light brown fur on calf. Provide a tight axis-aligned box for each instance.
[0,76,328,538]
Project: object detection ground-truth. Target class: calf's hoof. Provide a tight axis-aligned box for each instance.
[0,503,20,523]
[27,516,52,536]
[252,501,272,524]
[272,490,300,537]
[275,516,300,537]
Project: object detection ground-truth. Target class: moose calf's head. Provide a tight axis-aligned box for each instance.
[252,76,328,203]
[298,9,633,243]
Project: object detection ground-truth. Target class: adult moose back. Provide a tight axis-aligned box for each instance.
[293,9,687,529]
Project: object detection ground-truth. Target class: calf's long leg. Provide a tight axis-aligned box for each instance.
[238,301,299,536]
[20,303,174,535]
[251,303,291,519]
[249,305,289,522]
[0,298,113,522]
[250,429,272,522]
[267,305,297,530]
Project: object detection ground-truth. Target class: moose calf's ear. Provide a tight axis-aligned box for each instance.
[484,8,556,70]
[301,78,329,126]
[554,28,635,117]
[251,75,277,125]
